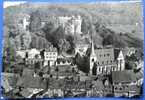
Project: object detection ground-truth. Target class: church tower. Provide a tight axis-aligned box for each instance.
[117,50,125,71]
[89,39,97,75]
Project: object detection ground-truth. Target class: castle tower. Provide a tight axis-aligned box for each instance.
[89,39,97,75]
[22,16,30,31]
[74,15,82,34]
[117,50,125,71]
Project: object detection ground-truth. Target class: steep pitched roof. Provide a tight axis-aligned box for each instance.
[17,76,46,89]
[45,46,57,52]
[57,57,72,63]
[111,70,136,83]
[87,46,124,65]
[20,88,32,98]
[92,80,104,90]
[64,81,91,90]
[95,48,115,65]
[22,68,34,77]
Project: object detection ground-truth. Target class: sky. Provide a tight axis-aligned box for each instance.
[3,0,142,8]
[4,1,27,8]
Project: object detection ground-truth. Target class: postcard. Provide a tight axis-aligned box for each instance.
[1,0,144,99]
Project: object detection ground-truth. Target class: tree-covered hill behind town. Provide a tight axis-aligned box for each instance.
[3,3,143,54]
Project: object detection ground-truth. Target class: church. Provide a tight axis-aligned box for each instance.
[86,40,125,75]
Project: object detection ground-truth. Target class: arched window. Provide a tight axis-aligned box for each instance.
[112,67,114,71]
[119,87,122,90]
[120,60,122,63]
[92,58,94,62]
[98,67,101,72]
[62,60,65,64]
[57,61,60,64]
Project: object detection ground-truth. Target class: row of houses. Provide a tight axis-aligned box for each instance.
[16,47,73,67]
[16,43,139,77]
[1,68,143,98]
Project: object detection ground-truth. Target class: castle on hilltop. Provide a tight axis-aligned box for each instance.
[17,13,30,31]
[58,15,82,35]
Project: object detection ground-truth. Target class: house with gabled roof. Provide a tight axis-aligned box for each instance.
[16,69,47,98]
[111,70,142,97]
[43,46,58,66]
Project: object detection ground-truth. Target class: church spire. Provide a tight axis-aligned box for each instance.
[89,30,97,75]
[90,39,95,56]
[90,31,95,57]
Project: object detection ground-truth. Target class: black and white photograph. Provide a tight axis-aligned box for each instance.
[1,1,144,98]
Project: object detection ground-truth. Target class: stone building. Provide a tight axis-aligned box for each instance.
[58,15,82,35]
[27,49,40,59]
[75,43,89,56]
[56,57,72,66]
[111,70,142,97]
[123,47,137,57]
[86,40,125,75]
[17,13,30,31]
[43,46,58,66]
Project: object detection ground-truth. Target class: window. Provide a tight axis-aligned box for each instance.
[120,60,122,63]
[92,58,94,62]
[106,61,108,64]
[26,25,29,31]
[112,67,114,71]
[57,62,60,64]
[119,87,122,90]
[62,61,65,64]
[107,54,110,56]
[99,67,101,72]
[102,61,104,65]
[19,20,23,24]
